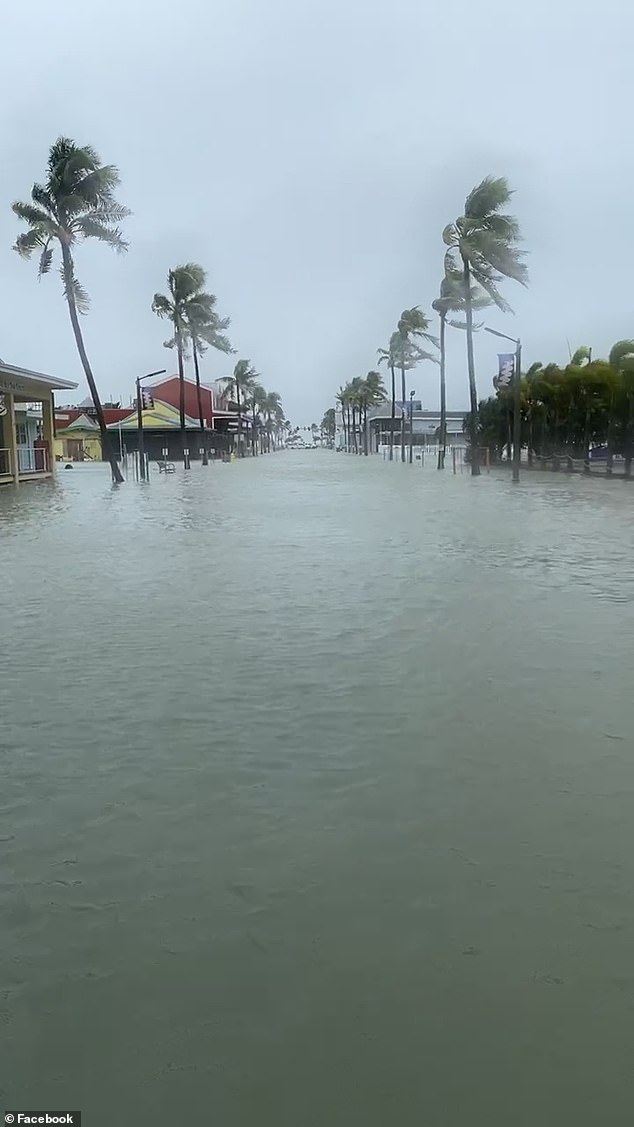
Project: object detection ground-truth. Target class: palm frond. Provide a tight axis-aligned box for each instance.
[12,200,56,229]
[168,263,207,303]
[31,183,58,216]
[81,202,131,225]
[152,293,174,319]
[469,266,513,313]
[464,176,512,219]
[60,263,90,314]
[38,241,54,278]
[13,229,44,258]
[72,216,128,251]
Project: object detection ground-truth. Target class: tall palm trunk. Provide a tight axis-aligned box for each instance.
[463,257,480,476]
[438,312,447,469]
[351,404,358,453]
[252,404,257,455]
[625,392,633,478]
[61,245,123,484]
[236,382,243,456]
[192,337,208,466]
[175,324,188,467]
[363,406,369,455]
[400,363,406,463]
[389,362,395,461]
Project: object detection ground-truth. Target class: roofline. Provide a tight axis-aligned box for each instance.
[0,360,77,391]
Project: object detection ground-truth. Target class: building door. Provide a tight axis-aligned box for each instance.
[66,439,84,461]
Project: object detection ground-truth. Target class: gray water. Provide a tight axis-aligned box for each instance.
[2,454,634,1125]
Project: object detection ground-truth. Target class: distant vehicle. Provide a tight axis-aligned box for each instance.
[589,447,624,462]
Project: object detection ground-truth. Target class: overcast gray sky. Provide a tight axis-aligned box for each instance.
[1,0,632,422]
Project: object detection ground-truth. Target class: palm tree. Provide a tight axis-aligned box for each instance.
[152,263,207,466]
[377,333,400,461]
[218,359,258,456]
[337,386,350,452]
[432,269,490,469]
[443,176,528,474]
[261,391,283,451]
[609,341,634,476]
[12,137,129,483]
[571,345,592,367]
[245,382,267,455]
[182,292,233,465]
[358,370,386,454]
[396,307,439,463]
[321,407,336,446]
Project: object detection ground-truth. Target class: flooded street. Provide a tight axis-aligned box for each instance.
[2,453,634,1125]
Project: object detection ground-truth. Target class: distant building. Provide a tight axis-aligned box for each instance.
[54,406,131,462]
[366,406,467,453]
[0,360,76,485]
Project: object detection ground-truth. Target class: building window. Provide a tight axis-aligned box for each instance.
[16,422,28,446]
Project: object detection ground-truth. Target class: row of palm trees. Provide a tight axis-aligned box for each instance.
[336,371,388,454]
[466,342,634,472]
[12,136,285,482]
[333,176,527,475]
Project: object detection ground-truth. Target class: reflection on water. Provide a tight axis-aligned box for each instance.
[2,457,634,1126]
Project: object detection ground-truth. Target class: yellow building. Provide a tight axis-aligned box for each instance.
[0,361,77,485]
[53,412,102,462]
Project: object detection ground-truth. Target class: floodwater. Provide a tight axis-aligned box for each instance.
[2,453,634,1125]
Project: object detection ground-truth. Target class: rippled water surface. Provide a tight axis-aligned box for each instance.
[2,454,634,1125]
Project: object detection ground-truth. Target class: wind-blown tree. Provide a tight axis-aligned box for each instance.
[358,370,386,454]
[377,332,401,461]
[396,307,439,463]
[321,407,336,445]
[609,341,634,475]
[337,386,351,451]
[245,382,268,455]
[261,391,283,451]
[161,284,233,464]
[182,293,233,464]
[570,345,592,367]
[218,359,258,456]
[432,268,490,469]
[12,137,130,483]
[152,263,208,465]
[443,176,528,475]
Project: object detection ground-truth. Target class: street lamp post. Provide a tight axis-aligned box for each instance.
[485,327,522,483]
[136,369,166,481]
[409,389,416,465]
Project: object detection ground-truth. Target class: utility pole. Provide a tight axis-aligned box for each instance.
[485,327,522,483]
[136,369,166,481]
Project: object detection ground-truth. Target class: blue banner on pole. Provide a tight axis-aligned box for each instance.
[493,353,514,391]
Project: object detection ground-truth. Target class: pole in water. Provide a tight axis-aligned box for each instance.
[452,448,457,475]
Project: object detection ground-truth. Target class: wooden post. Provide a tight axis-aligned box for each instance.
[452,448,456,475]
[42,393,54,472]
[8,393,18,484]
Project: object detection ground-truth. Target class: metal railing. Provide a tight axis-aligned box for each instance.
[0,448,12,476]
[17,447,49,474]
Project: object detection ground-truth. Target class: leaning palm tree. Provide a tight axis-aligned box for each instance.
[245,382,267,455]
[359,370,386,454]
[570,345,592,367]
[152,263,208,466]
[377,332,401,461]
[262,391,283,451]
[443,175,528,474]
[218,359,258,456]
[432,269,490,469]
[396,307,439,463]
[182,292,233,464]
[12,137,130,483]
